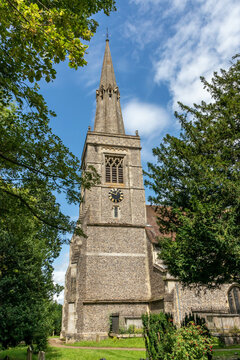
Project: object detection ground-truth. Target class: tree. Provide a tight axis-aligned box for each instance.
[48,302,63,336]
[0,0,116,112]
[0,0,115,230]
[0,0,115,349]
[0,97,99,235]
[0,192,63,350]
[146,55,240,287]
[0,99,98,349]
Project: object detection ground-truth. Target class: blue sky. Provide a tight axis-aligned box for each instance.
[44,0,240,302]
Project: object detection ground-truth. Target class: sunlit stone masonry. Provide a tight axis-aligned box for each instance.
[61,39,240,343]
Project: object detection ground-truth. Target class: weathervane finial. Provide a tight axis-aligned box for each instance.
[106,27,109,41]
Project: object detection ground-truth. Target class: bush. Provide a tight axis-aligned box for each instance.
[165,322,213,360]
[211,336,223,348]
[128,325,135,334]
[134,327,143,334]
[142,312,175,360]
[181,313,210,338]
[118,325,143,334]
[142,313,213,360]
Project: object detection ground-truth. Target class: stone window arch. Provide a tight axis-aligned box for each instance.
[228,285,240,314]
[105,155,124,184]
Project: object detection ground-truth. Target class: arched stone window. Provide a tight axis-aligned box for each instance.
[105,155,123,184]
[228,286,240,314]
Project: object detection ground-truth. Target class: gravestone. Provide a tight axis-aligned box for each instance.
[27,346,32,360]
[38,351,45,360]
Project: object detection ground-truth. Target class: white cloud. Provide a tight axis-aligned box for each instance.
[131,0,161,3]
[54,290,64,304]
[52,247,69,304]
[153,0,240,108]
[130,0,161,9]
[122,99,172,163]
[53,270,66,286]
[123,99,170,138]
[171,0,188,11]
[53,266,67,305]
[124,19,162,48]
[53,270,65,304]
[71,215,79,222]
[126,0,240,110]
[131,0,187,12]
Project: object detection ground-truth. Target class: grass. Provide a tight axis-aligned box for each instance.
[0,346,146,360]
[1,342,240,360]
[66,337,145,348]
[47,347,146,359]
[49,335,60,339]
[0,346,38,360]
[213,349,240,358]
[214,343,240,349]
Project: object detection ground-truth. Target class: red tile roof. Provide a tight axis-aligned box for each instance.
[145,205,161,244]
[146,205,174,244]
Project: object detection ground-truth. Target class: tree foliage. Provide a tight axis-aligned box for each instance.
[0,194,63,350]
[0,0,116,113]
[0,0,115,349]
[146,55,240,287]
[0,0,113,231]
[142,313,212,360]
[48,302,62,336]
[142,312,175,360]
[0,99,98,234]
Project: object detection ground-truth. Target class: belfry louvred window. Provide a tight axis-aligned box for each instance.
[105,156,124,183]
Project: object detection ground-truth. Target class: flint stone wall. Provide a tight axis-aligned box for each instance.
[82,303,148,336]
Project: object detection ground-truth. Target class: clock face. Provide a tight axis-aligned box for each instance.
[108,188,124,203]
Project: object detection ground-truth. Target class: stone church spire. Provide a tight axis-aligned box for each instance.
[94,40,125,134]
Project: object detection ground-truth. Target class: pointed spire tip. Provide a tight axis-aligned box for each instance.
[106,27,109,41]
[94,38,125,135]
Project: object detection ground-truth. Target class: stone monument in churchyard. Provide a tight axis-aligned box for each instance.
[61,39,240,342]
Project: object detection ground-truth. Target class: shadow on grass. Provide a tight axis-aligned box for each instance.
[0,346,61,360]
[213,349,240,359]
[45,347,62,359]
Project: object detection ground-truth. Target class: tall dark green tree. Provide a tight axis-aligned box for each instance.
[0,0,115,349]
[0,192,62,350]
[48,302,63,336]
[146,55,240,287]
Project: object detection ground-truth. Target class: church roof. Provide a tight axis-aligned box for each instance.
[94,40,125,135]
[146,205,174,244]
[146,205,161,244]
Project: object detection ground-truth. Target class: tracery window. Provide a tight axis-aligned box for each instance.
[105,155,123,183]
[228,286,240,314]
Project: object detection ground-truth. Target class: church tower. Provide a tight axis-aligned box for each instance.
[61,39,151,341]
